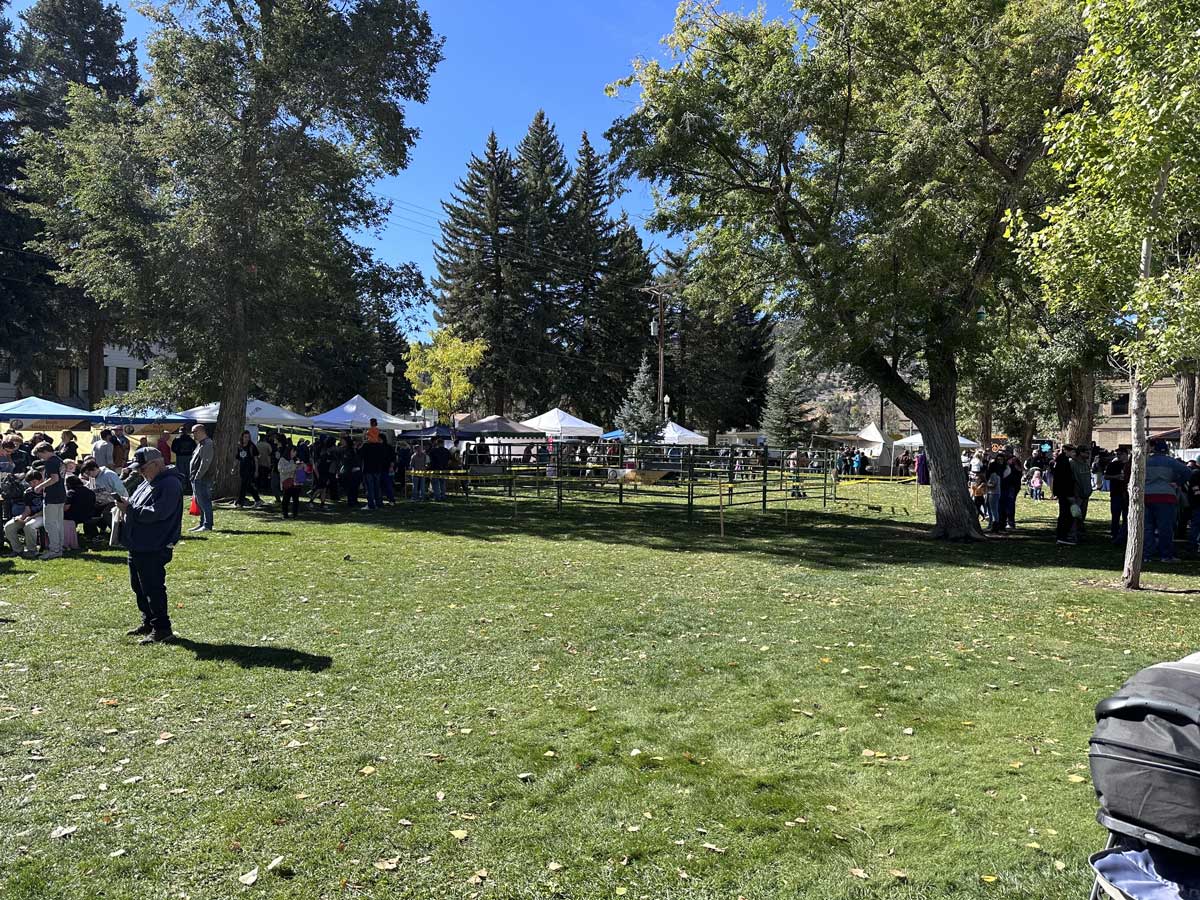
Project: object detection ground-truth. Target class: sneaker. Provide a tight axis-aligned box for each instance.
[138,631,175,645]
[253,501,263,509]
[126,623,153,636]
[187,524,205,533]
[37,551,62,561]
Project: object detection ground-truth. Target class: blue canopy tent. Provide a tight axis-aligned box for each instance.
[400,424,455,439]
[93,404,189,427]
[601,429,625,440]
[0,395,103,426]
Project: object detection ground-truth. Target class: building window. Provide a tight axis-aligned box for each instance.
[136,367,149,385]
[1112,393,1130,416]
[116,367,130,392]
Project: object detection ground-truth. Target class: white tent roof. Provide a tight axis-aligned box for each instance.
[521,407,603,438]
[661,420,708,446]
[310,394,419,431]
[856,422,890,447]
[893,432,980,449]
[178,397,314,428]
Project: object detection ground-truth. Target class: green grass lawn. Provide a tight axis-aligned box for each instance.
[2,488,1197,899]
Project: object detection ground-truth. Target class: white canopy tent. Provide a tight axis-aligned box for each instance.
[854,422,894,467]
[660,420,708,446]
[521,407,603,439]
[893,432,980,450]
[179,397,314,428]
[310,394,420,431]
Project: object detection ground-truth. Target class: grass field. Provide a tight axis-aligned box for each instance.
[2,487,1197,899]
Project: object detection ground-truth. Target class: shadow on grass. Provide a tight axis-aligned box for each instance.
[213,529,294,536]
[173,637,332,672]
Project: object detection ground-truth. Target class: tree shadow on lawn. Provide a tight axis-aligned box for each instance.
[172,637,332,672]
[340,496,1184,579]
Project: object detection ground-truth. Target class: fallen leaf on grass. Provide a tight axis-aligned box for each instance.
[467,868,488,885]
[981,874,998,883]
[266,856,285,871]
[450,829,469,841]
[109,848,127,858]
[547,861,563,872]
[889,869,908,881]
[702,842,726,854]
[238,867,259,886]
[1054,860,1066,871]
[850,868,869,879]
[398,818,413,827]
[358,766,376,776]
[1066,774,1087,783]
[50,825,77,839]
[373,857,399,871]
[518,772,534,782]
[155,732,174,746]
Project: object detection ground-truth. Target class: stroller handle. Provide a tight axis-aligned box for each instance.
[1096,696,1200,725]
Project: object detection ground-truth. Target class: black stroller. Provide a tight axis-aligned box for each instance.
[1089,654,1200,900]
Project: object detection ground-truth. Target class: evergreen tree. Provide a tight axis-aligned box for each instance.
[614,352,662,442]
[15,0,138,132]
[515,110,570,407]
[560,133,653,422]
[762,355,818,447]
[14,0,140,404]
[0,0,49,384]
[434,132,530,415]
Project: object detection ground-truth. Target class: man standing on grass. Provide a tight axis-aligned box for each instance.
[1053,445,1078,546]
[1143,440,1190,564]
[188,424,214,532]
[1105,447,1131,545]
[428,437,450,501]
[31,441,65,560]
[117,447,184,644]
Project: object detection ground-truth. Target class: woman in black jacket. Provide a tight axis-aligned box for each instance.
[236,431,262,508]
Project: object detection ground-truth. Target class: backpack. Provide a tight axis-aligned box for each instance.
[0,472,24,501]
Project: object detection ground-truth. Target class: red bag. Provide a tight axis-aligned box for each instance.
[189,497,200,516]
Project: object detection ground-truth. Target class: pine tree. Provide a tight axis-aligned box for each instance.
[615,352,662,442]
[515,111,570,407]
[13,0,140,404]
[434,132,530,415]
[762,356,818,447]
[560,133,653,422]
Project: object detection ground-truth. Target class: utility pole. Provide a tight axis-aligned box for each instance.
[639,279,682,421]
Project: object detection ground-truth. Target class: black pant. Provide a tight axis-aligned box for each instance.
[238,472,261,506]
[129,548,173,633]
[1110,492,1129,539]
[1056,496,1075,542]
[282,486,301,518]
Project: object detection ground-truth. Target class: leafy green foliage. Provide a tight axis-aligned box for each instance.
[607,0,1084,538]
[405,328,487,422]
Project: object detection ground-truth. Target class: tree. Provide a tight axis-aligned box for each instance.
[762,351,818,448]
[608,0,1083,539]
[614,352,662,442]
[21,0,442,495]
[1012,0,1200,588]
[405,328,487,423]
[14,0,140,403]
[434,131,530,415]
[0,0,49,381]
[558,133,654,423]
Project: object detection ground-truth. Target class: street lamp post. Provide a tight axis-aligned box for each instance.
[384,361,395,416]
[664,393,671,424]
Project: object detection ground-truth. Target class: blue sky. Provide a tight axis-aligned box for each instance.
[9,0,792,335]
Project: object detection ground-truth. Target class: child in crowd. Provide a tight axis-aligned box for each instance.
[1028,468,1044,502]
[970,474,987,520]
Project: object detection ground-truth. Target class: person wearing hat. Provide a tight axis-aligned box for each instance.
[1144,440,1191,564]
[115,446,185,643]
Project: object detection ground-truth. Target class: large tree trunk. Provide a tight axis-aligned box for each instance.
[213,292,250,499]
[86,325,107,409]
[1059,367,1096,448]
[1123,371,1147,589]
[1177,368,1199,449]
[1020,411,1036,455]
[910,404,982,540]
